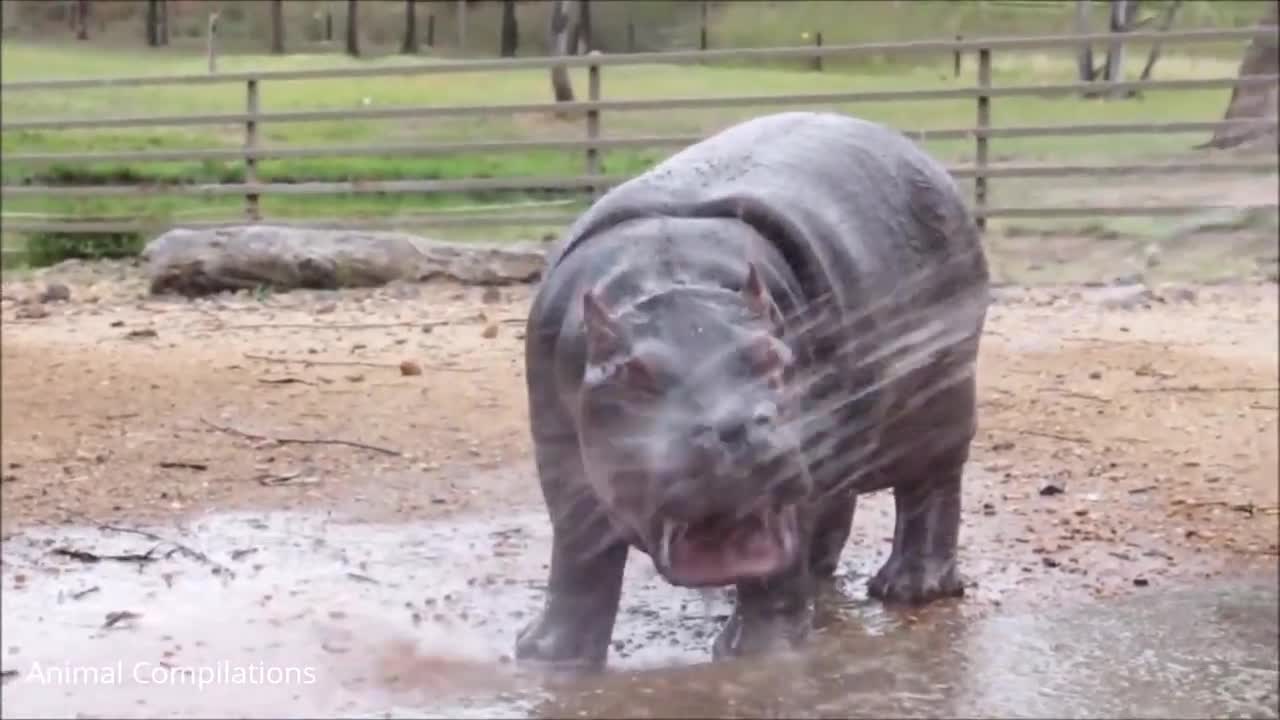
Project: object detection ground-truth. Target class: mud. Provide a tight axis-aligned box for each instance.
[2,262,1278,717]
[2,496,1276,718]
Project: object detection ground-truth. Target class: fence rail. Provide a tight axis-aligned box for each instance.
[2,25,1277,240]
[7,75,1278,132]
[4,159,1277,199]
[1,26,1270,91]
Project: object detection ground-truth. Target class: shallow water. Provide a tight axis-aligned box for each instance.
[1,508,1276,719]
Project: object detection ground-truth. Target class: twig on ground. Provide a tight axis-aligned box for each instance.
[52,546,160,565]
[1134,385,1279,394]
[1043,388,1112,404]
[227,321,422,331]
[258,377,316,386]
[200,417,403,457]
[102,610,141,629]
[243,353,401,369]
[96,523,236,576]
[223,315,483,332]
[157,461,208,471]
[242,352,479,373]
[1064,336,1205,347]
[997,428,1092,444]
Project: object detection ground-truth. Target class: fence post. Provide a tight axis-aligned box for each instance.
[812,31,823,72]
[586,59,602,198]
[244,79,261,222]
[975,46,991,232]
[207,12,219,74]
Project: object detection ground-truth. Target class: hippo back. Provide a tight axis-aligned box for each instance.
[544,111,987,318]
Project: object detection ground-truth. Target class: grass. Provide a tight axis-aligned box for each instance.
[0,12,1267,266]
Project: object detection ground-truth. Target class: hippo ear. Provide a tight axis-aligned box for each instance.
[742,263,769,313]
[582,289,627,360]
[742,262,788,333]
[742,263,783,330]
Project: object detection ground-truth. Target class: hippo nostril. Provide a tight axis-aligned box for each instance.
[718,423,748,447]
[691,423,716,444]
[752,402,777,427]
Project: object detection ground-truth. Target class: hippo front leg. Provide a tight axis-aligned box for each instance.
[712,542,816,660]
[516,438,628,671]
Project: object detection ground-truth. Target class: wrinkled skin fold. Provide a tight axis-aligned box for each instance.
[517,111,990,671]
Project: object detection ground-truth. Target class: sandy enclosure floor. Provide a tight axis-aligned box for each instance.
[1,262,1277,607]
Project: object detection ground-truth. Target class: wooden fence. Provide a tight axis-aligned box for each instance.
[1,25,1277,241]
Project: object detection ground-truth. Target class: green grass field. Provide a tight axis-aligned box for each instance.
[0,0,1268,265]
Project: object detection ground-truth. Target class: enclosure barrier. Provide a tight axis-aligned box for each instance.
[1,25,1277,240]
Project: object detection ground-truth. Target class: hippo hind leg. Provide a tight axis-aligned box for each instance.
[867,371,976,605]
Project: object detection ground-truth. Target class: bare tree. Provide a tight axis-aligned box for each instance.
[75,0,90,41]
[1075,0,1146,96]
[346,0,361,57]
[1075,0,1096,81]
[402,0,420,54]
[499,0,519,56]
[1103,0,1141,94]
[549,0,581,104]
[1137,0,1183,81]
[145,0,161,46]
[157,0,168,45]
[1201,1,1279,149]
[457,0,468,51]
[579,0,593,52]
[270,0,285,54]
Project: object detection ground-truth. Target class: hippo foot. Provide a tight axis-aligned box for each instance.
[710,603,813,660]
[867,555,964,605]
[514,611,609,672]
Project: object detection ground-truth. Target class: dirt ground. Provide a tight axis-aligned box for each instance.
[1,258,1278,606]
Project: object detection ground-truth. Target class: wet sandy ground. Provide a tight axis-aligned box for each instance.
[1,500,1276,718]
[1,263,1278,717]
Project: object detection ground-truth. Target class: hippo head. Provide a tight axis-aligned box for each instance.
[577,263,811,587]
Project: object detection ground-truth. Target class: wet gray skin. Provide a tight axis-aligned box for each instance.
[2,504,1276,719]
[519,111,990,668]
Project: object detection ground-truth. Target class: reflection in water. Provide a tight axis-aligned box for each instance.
[537,580,1278,719]
[1,510,1275,719]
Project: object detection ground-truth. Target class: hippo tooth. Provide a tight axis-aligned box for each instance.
[660,520,684,568]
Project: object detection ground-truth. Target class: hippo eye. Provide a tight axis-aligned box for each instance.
[619,356,664,396]
[745,337,790,375]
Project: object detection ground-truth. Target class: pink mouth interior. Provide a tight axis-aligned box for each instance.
[665,506,795,586]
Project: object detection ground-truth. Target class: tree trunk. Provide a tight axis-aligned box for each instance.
[1202,1,1279,149]
[157,0,168,45]
[145,0,159,46]
[1137,0,1183,82]
[549,0,579,105]
[499,0,518,57]
[457,0,468,51]
[579,0,593,52]
[1075,0,1095,82]
[76,0,90,41]
[270,0,285,54]
[1100,0,1141,95]
[402,0,419,54]
[346,0,360,57]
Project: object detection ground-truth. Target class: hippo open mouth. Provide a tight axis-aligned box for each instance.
[657,503,800,586]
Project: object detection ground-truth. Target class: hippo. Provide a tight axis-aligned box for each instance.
[516,111,990,669]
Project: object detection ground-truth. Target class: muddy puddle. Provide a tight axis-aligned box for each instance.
[2,499,1276,719]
